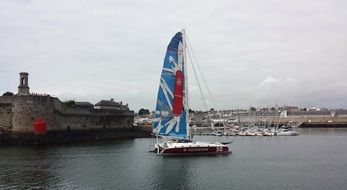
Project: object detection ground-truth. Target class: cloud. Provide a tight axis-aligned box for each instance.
[257,76,280,89]
[1,0,347,111]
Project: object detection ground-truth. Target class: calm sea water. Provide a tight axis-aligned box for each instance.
[1,128,347,190]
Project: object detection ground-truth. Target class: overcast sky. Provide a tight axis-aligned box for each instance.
[1,0,347,111]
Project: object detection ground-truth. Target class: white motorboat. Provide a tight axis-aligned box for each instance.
[276,129,299,136]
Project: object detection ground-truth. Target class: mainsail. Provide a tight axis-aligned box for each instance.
[152,32,188,139]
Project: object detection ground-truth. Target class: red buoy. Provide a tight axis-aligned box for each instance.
[172,70,184,116]
[33,118,47,135]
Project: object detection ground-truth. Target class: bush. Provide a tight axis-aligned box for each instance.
[138,108,150,115]
[64,100,76,107]
[2,92,13,96]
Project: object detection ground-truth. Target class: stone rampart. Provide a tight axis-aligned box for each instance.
[0,103,12,131]
[11,95,57,133]
[3,94,134,134]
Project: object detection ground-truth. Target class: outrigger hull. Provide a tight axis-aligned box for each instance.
[162,146,231,156]
[154,141,231,156]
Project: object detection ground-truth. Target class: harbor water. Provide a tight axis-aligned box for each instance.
[1,128,347,190]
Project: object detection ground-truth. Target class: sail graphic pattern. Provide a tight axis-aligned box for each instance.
[152,32,187,138]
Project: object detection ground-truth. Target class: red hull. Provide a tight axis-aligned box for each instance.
[161,146,231,155]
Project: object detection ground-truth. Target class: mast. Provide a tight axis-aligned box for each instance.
[182,29,190,140]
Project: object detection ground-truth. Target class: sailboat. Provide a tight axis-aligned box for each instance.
[152,31,231,155]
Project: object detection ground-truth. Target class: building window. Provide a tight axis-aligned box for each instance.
[21,78,26,85]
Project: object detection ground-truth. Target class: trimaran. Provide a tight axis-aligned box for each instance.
[151,30,231,155]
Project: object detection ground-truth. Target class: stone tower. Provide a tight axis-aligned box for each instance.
[18,72,30,95]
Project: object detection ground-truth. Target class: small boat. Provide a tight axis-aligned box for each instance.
[215,131,223,136]
[151,31,230,156]
[246,130,256,136]
[238,131,246,136]
[262,129,273,136]
[256,132,263,136]
[276,129,299,136]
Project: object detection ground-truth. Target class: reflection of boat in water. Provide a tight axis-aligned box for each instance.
[276,129,299,136]
[151,31,230,156]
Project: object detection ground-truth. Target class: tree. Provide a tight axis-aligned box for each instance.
[64,100,76,107]
[138,108,150,115]
[2,92,13,96]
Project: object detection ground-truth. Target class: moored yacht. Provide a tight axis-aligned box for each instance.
[276,129,299,136]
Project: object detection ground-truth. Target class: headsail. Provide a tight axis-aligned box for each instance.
[152,32,188,139]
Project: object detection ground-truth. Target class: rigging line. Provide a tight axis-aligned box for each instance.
[185,44,209,112]
[185,33,228,131]
[182,29,190,139]
[185,37,213,127]
[184,34,218,108]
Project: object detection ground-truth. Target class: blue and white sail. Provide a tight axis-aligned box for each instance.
[152,32,188,139]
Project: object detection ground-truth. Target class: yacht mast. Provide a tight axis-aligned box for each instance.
[182,29,190,140]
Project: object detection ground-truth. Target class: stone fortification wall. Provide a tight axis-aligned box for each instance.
[11,95,58,133]
[0,96,14,104]
[54,106,133,132]
[0,103,12,131]
[7,95,133,134]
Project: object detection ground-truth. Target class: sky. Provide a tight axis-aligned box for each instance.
[0,0,347,111]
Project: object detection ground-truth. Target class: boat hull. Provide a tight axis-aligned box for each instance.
[277,132,298,136]
[161,146,231,155]
[276,129,299,136]
[154,140,231,156]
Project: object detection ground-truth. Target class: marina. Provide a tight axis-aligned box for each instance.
[191,126,299,137]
